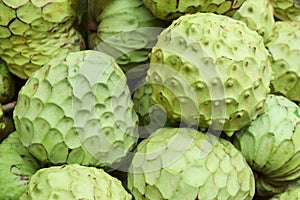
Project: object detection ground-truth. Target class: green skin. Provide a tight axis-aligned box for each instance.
[0,60,15,104]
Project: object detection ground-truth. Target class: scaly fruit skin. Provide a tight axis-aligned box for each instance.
[270,0,300,21]
[0,132,41,200]
[20,164,132,200]
[89,0,165,74]
[271,184,300,199]
[0,59,15,103]
[266,21,300,103]
[146,13,272,136]
[13,50,139,170]
[127,127,255,199]
[232,94,300,197]
[0,0,85,79]
[142,0,246,21]
[232,0,275,43]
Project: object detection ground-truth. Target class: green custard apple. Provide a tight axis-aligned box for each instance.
[232,94,300,197]
[270,0,300,21]
[0,131,41,200]
[145,13,272,136]
[20,164,132,200]
[13,50,139,170]
[0,59,15,103]
[127,127,255,199]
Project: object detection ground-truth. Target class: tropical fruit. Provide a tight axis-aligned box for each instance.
[127,127,255,199]
[232,94,300,197]
[0,59,15,103]
[266,21,300,103]
[271,183,300,199]
[146,13,272,136]
[20,164,132,200]
[0,132,41,200]
[142,0,246,21]
[270,0,300,21]
[13,50,138,170]
[0,0,85,79]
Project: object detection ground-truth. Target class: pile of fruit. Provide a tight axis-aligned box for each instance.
[0,0,300,199]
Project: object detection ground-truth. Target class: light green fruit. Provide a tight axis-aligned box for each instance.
[0,0,85,79]
[13,50,139,170]
[270,0,300,21]
[88,0,165,75]
[271,183,300,200]
[232,94,300,197]
[232,0,275,43]
[0,59,15,103]
[146,13,272,136]
[142,0,246,21]
[127,127,255,199]
[0,132,41,200]
[266,21,300,103]
[20,164,132,200]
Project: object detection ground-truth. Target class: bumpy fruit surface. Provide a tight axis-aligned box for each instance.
[270,0,300,21]
[232,94,300,197]
[266,21,300,103]
[271,183,300,199]
[0,59,15,103]
[0,0,85,79]
[0,132,40,200]
[142,0,246,21]
[232,0,275,43]
[146,13,272,136]
[127,127,255,200]
[88,0,165,75]
[20,164,132,200]
[13,50,138,170]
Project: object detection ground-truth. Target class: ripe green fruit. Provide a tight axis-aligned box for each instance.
[13,50,139,170]
[270,0,300,21]
[146,13,272,136]
[127,127,255,199]
[20,164,132,200]
[0,59,15,103]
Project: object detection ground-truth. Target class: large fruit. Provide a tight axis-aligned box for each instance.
[266,21,300,103]
[232,94,300,197]
[270,0,300,21]
[0,0,85,79]
[0,132,41,200]
[146,13,272,136]
[142,0,246,21]
[0,59,15,103]
[13,50,139,170]
[271,183,300,199]
[127,127,255,199]
[20,164,132,200]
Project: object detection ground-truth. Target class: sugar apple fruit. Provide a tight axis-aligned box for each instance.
[266,21,300,103]
[142,0,246,21]
[271,183,300,200]
[20,164,132,200]
[232,0,275,43]
[88,0,165,76]
[0,131,41,200]
[0,0,85,79]
[232,94,300,197]
[145,13,272,136]
[127,127,255,199]
[13,50,139,170]
[270,0,300,21]
[0,59,15,103]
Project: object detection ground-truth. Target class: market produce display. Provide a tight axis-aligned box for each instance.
[0,0,300,199]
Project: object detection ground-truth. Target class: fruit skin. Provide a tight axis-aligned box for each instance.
[13,50,139,170]
[20,164,132,200]
[271,183,300,200]
[0,131,41,200]
[266,21,300,103]
[0,59,15,103]
[88,0,165,76]
[142,0,246,21]
[146,13,272,136]
[270,0,300,21]
[127,127,255,199]
[232,0,275,43]
[232,94,300,197]
[0,0,85,79]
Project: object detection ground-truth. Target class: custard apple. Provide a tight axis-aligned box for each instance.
[232,0,275,43]
[146,13,272,136]
[232,94,300,197]
[142,0,246,21]
[0,0,85,79]
[0,131,41,200]
[13,50,139,170]
[266,21,300,103]
[20,164,132,200]
[0,59,15,103]
[270,0,300,21]
[271,183,300,200]
[127,127,255,199]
